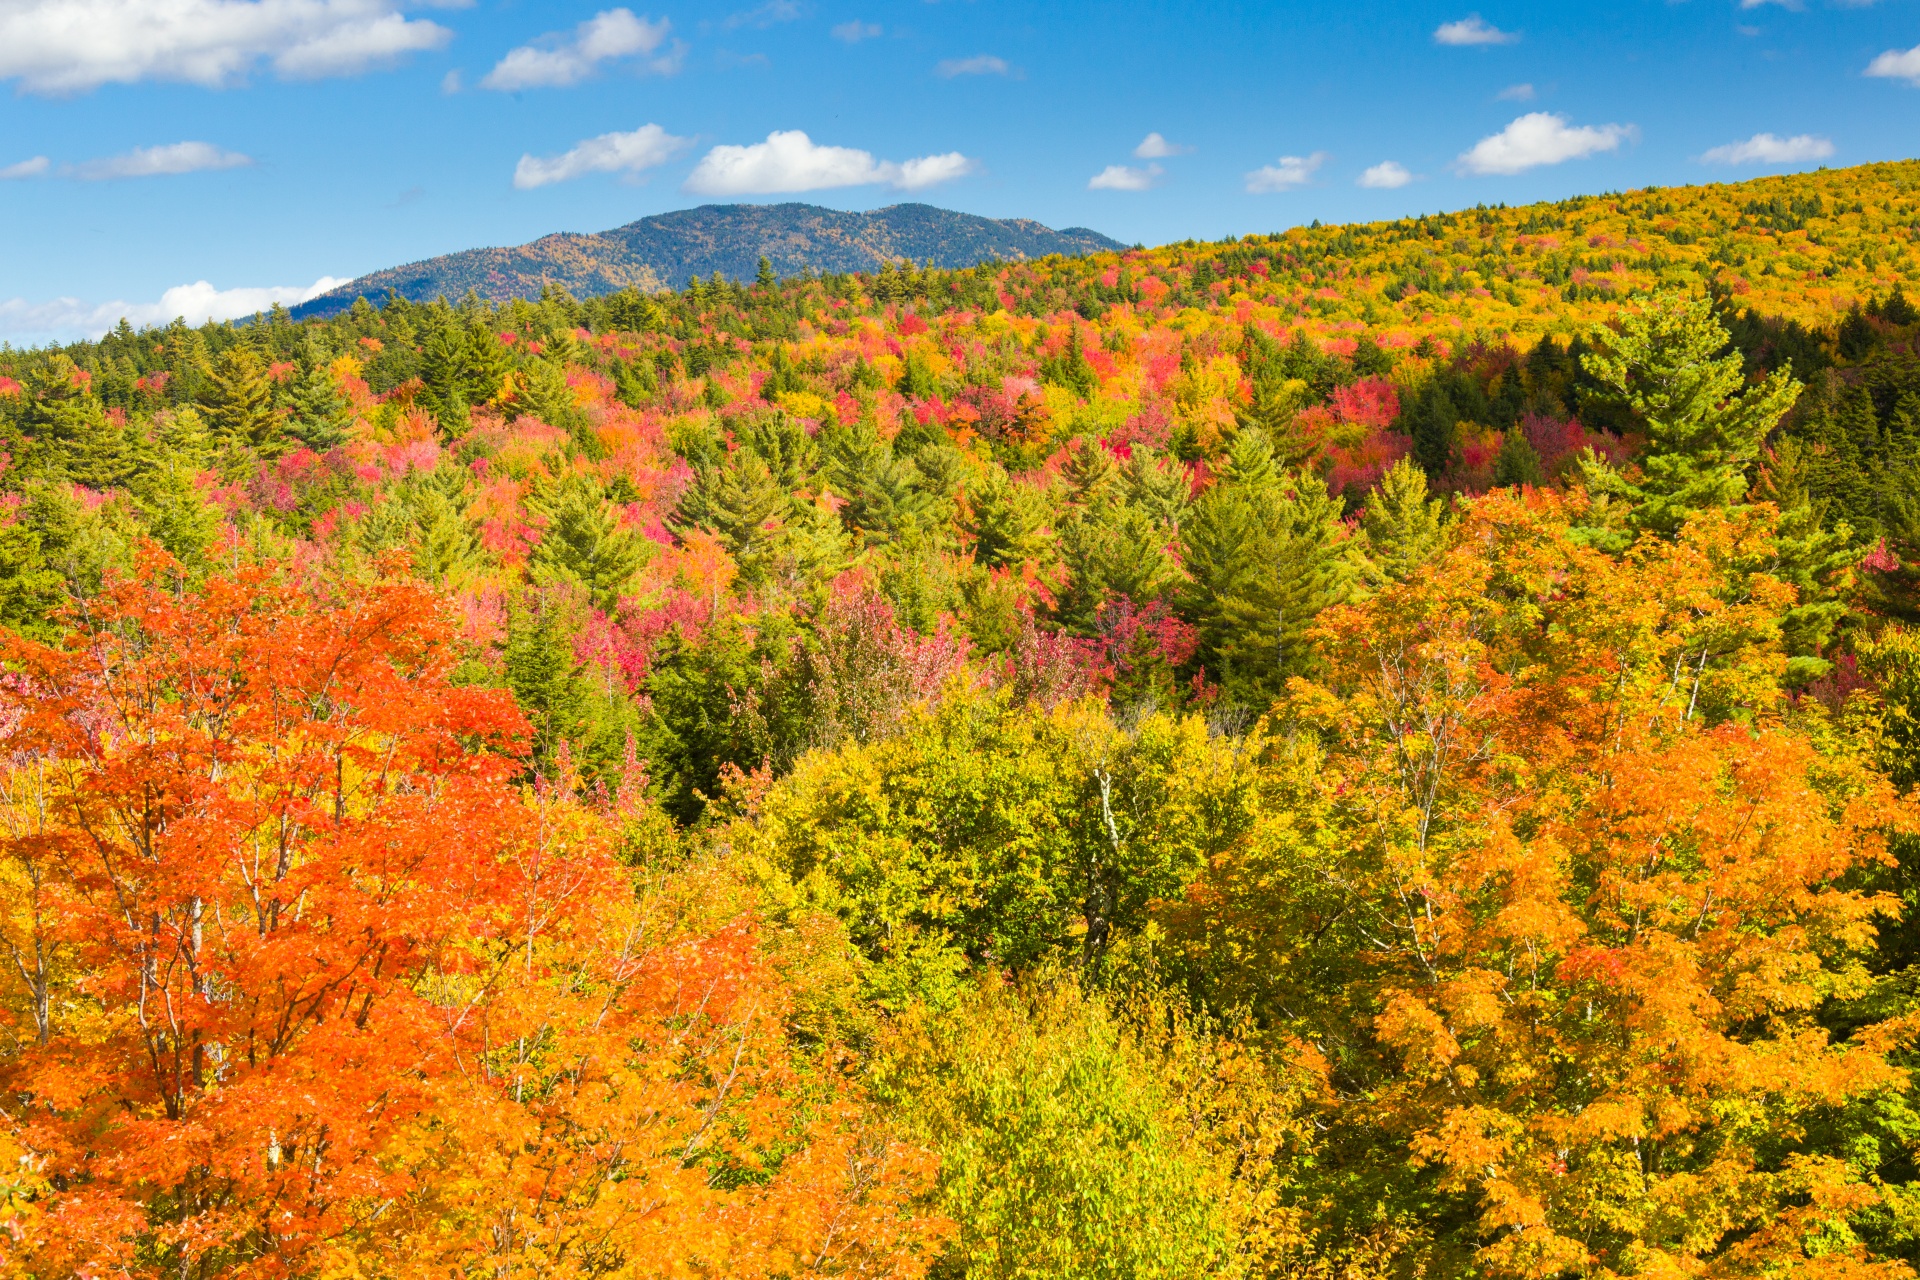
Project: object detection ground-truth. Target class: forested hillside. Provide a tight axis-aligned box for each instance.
[292,201,1126,317]
[10,160,1920,1278]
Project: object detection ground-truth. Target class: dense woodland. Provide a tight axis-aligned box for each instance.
[11,162,1920,1278]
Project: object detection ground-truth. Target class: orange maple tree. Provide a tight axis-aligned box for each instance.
[0,551,941,1278]
[1299,492,1916,1278]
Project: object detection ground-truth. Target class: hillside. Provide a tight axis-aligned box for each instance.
[15,158,1920,1279]
[292,201,1126,318]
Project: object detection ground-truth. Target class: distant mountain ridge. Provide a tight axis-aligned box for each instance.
[292,203,1125,318]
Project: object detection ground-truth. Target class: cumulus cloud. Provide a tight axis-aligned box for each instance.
[0,275,348,344]
[1134,132,1191,159]
[0,0,450,94]
[69,141,253,180]
[682,130,977,195]
[1244,152,1325,193]
[513,123,690,189]
[1358,161,1413,189]
[481,8,678,91]
[1435,14,1519,46]
[935,54,1010,77]
[1497,82,1535,101]
[831,19,879,41]
[1699,132,1834,165]
[1,156,50,179]
[1089,163,1161,191]
[1457,112,1633,175]
[1867,44,1920,85]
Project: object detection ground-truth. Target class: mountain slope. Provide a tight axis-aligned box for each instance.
[293,202,1125,318]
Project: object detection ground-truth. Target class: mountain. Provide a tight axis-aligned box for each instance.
[292,202,1125,318]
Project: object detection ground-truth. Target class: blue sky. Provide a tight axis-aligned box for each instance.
[3,0,1920,342]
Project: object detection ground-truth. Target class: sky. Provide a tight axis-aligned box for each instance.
[3,0,1920,344]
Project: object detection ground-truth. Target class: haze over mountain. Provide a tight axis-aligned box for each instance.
[292,203,1125,319]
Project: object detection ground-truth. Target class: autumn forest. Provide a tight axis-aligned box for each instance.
[12,160,1920,1279]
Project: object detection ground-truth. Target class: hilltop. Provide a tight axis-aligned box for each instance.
[292,202,1125,319]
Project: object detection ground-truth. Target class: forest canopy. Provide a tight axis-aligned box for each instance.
[9,161,1920,1278]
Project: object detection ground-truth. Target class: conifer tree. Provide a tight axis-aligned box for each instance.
[286,362,354,451]
[962,465,1053,569]
[1578,290,1800,537]
[1361,456,1448,587]
[676,448,789,581]
[200,346,282,453]
[1179,431,1357,701]
[529,473,650,608]
[1491,426,1545,488]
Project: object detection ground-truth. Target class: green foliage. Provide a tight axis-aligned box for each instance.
[1579,290,1802,538]
[1178,431,1358,703]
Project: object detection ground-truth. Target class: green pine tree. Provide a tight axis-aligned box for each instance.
[286,363,354,451]
[1361,456,1449,587]
[200,347,283,453]
[1577,290,1801,538]
[529,472,651,608]
[1491,427,1546,489]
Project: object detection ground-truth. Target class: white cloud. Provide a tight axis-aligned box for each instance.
[1358,160,1413,189]
[831,19,879,41]
[894,152,978,190]
[725,0,800,29]
[1457,112,1633,175]
[513,123,690,189]
[1,156,50,179]
[682,129,977,195]
[0,275,349,344]
[69,141,253,180]
[439,67,461,92]
[1244,151,1325,193]
[0,0,450,94]
[1496,81,1534,101]
[481,8,677,91]
[1134,132,1191,159]
[1434,14,1519,46]
[1699,132,1834,165]
[1089,163,1161,191]
[1867,44,1920,85]
[936,53,1009,77]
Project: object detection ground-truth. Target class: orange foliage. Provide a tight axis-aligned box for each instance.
[0,552,942,1278]
[1276,491,1916,1278]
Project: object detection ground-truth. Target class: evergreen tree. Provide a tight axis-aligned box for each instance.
[529,472,650,608]
[1403,379,1459,478]
[827,422,938,549]
[1179,445,1358,703]
[286,363,354,452]
[200,346,282,453]
[1053,500,1175,634]
[962,465,1054,569]
[1491,427,1546,488]
[757,255,777,289]
[675,447,789,581]
[1578,290,1801,538]
[1360,456,1448,587]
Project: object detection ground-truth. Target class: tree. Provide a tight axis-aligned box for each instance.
[1579,290,1802,538]
[1360,455,1447,586]
[1167,490,1915,1278]
[1490,426,1545,488]
[0,553,946,1277]
[528,471,650,608]
[285,361,354,451]
[1178,431,1359,703]
[199,346,282,453]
